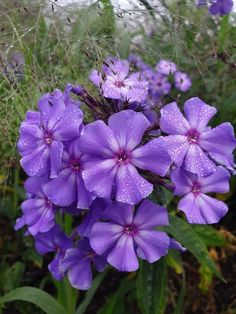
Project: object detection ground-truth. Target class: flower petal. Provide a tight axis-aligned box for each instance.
[133,199,169,229]
[50,141,63,178]
[197,194,228,224]
[44,168,76,207]
[135,230,169,263]
[183,97,217,131]
[20,144,50,177]
[178,193,206,224]
[68,257,92,290]
[76,174,93,209]
[184,144,216,177]
[160,102,190,135]
[108,110,150,151]
[199,123,236,158]
[115,164,153,205]
[162,135,189,167]
[53,104,83,141]
[107,235,139,271]
[103,201,133,226]
[132,137,171,176]
[83,159,118,199]
[90,222,123,255]
[79,121,119,157]
[200,166,230,194]
[171,168,194,195]
[38,96,65,131]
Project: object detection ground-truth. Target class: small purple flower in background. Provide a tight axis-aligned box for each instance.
[171,166,230,224]
[91,58,148,103]
[60,238,106,290]
[197,0,233,15]
[15,176,55,236]
[90,200,170,272]
[174,71,192,92]
[149,72,172,100]
[209,0,233,15]
[0,52,25,83]
[35,225,72,280]
[160,97,236,177]
[156,59,177,76]
[17,95,83,178]
[79,110,171,205]
[44,139,94,209]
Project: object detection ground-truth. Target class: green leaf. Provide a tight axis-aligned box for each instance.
[166,250,183,274]
[76,270,108,314]
[3,262,25,292]
[191,225,226,247]
[161,216,224,281]
[136,258,168,314]
[218,15,231,51]
[173,274,185,314]
[98,278,134,314]
[0,287,67,314]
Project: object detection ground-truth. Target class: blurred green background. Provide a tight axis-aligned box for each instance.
[0,0,236,313]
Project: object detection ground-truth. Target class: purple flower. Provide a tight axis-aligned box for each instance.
[90,200,170,272]
[44,139,94,209]
[156,60,177,75]
[171,166,230,224]
[197,0,207,6]
[79,110,171,205]
[35,225,72,280]
[17,95,83,178]
[149,72,172,99]
[160,98,236,177]
[15,176,55,236]
[174,71,192,92]
[209,0,233,15]
[77,198,110,237]
[60,238,106,290]
[94,58,148,103]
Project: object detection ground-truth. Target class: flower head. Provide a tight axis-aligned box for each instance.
[209,0,233,15]
[90,199,170,271]
[17,93,83,177]
[174,71,192,92]
[35,225,72,280]
[171,166,230,223]
[79,110,171,204]
[156,59,177,75]
[44,139,94,209]
[60,238,106,290]
[91,58,148,103]
[160,98,236,176]
[15,176,55,236]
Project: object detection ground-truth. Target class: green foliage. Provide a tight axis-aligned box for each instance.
[161,215,224,281]
[0,287,67,314]
[136,258,168,314]
[75,270,108,314]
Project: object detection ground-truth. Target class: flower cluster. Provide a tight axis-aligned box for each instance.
[16,56,236,290]
[128,55,192,108]
[197,0,234,16]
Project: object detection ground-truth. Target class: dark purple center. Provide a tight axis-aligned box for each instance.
[45,198,52,208]
[115,80,125,88]
[44,132,53,145]
[124,224,137,235]
[192,182,201,196]
[186,129,199,144]
[117,151,130,163]
[71,160,80,171]
[87,251,95,259]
